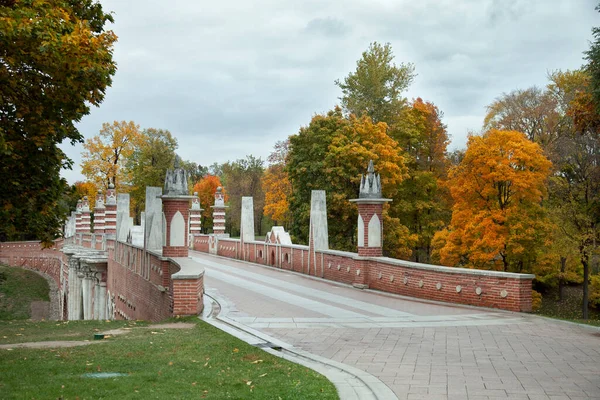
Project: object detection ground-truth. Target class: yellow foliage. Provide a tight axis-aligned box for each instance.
[435,129,553,272]
[81,121,142,191]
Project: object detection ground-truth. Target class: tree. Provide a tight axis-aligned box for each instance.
[392,98,451,262]
[221,156,265,237]
[544,68,600,319]
[585,3,600,113]
[433,130,553,272]
[335,42,415,127]
[128,128,178,222]
[81,121,142,191]
[0,0,116,244]
[287,109,408,253]
[483,87,561,150]
[193,175,225,232]
[262,141,292,228]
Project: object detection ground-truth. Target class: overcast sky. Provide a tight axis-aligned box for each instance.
[60,0,598,184]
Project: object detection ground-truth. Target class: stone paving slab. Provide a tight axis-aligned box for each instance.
[192,251,600,400]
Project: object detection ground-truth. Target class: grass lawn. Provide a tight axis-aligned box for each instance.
[0,265,49,320]
[0,318,339,399]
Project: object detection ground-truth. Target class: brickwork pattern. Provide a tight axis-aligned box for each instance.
[192,234,533,312]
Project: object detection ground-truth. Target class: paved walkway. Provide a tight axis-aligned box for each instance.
[191,251,600,400]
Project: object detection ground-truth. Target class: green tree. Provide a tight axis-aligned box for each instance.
[128,128,178,222]
[393,98,451,262]
[0,0,116,244]
[221,156,265,237]
[585,3,600,113]
[287,108,409,254]
[335,42,415,127]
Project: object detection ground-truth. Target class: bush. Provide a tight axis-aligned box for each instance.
[590,275,600,309]
[532,290,543,311]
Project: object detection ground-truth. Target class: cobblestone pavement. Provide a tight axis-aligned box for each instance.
[191,251,600,400]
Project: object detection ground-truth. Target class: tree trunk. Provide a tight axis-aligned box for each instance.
[559,256,566,301]
[583,256,589,320]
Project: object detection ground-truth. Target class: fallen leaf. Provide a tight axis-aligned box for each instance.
[168,361,174,366]
[251,360,263,364]
[259,373,267,377]
[246,381,252,386]
[233,348,239,353]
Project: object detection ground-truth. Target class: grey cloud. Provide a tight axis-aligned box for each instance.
[59,0,596,183]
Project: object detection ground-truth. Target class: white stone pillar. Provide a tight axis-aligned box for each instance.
[67,257,77,320]
[82,271,93,320]
[72,272,84,320]
[97,282,107,320]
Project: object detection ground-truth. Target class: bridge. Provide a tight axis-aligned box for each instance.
[1,162,598,399]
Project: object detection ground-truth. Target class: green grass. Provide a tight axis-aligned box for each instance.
[536,285,600,327]
[0,319,339,399]
[0,265,49,320]
[0,319,149,345]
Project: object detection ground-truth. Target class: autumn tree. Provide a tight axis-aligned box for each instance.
[127,128,178,222]
[193,175,225,232]
[548,68,600,319]
[433,130,553,272]
[0,0,116,243]
[335,42,415,128]
[287,108,409,254]
[81,121,142,191]
[262,140,292,228]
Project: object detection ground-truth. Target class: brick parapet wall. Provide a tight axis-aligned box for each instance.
[0,240,64,287]
[192,235,534,312]
[170,257,205,316]
[1,236,206,321]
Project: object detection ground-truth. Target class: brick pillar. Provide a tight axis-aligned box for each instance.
[75,200,83,234]
[94,190,105,234]
[350,161,391,258]
[104,184,117,237]
[189,192,203,244]
[355,202,385,257]
[211,186,228,235]
[162,198,191,258]
[161,162,193,258]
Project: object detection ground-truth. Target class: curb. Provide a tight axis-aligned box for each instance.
[201,292,398,400]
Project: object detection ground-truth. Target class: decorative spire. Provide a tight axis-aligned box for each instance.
[359,160,382,199]
[164,160,189,196]
[214,186,225,207]
[191,192,202,210]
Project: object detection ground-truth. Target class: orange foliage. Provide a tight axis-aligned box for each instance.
[262,164,291,226]
[434,130,553,272]
[193,175,227,223]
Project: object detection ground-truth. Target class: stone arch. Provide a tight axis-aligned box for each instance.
[368,214,381,247]
[170,211,185,247]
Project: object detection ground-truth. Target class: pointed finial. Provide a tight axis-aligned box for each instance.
[108,183,115,189]
[367,160,374,174]
[174,155,181,169]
